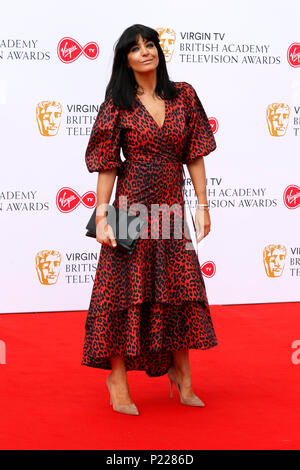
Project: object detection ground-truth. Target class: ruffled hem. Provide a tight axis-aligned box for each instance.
[81,300,218,377]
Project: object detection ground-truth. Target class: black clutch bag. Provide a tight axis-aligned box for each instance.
[85,205,146,255]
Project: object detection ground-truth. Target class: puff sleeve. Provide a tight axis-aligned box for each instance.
[85,96,122,173]
[182,82,216,164]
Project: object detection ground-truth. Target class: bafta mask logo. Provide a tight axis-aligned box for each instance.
[156,28,176,62]
[35,250,62,285]
[266,103,290,136]
[36,101,63,136]
[263,244,287,277]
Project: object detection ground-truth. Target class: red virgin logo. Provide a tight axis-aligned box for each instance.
[201,261,216,278]
[56,187,96,213]
[57,37,99,63]
[283,185,300,209]
[209,117,218,134]
[287,43,300,68]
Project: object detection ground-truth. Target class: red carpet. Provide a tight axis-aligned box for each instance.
[0,303,299,450]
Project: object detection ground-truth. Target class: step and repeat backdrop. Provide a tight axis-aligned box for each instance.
[0,0,299,313]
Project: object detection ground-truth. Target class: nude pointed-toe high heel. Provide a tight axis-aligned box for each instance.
[106,374,139,416]
[167,366,205,407]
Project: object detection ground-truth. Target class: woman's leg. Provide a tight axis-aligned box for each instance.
[108,355,134,406]
[172,349,196,398]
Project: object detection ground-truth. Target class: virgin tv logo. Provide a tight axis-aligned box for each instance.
[287,43,300,68]
[201,261,216,278]
[56,187,96,213]
[57,37,99,63]
[209,117,218,134]
[283,185,300,209]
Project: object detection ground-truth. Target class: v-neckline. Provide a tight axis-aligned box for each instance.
[135,95,167,131]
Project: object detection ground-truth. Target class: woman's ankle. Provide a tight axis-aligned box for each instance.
[172,364,193,387]
[109,369,128,384]
[110,356,128,383]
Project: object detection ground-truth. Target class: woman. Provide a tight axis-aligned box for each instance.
[81,24,218,416]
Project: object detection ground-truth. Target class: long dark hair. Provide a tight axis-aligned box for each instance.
[105,24,178,109]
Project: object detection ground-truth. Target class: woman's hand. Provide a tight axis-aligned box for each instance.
[96,215,117,248]
[195,208,211,243]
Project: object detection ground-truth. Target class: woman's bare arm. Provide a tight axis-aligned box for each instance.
[186,157,208,205]
[187,157,211,242]
[95,169,118,248]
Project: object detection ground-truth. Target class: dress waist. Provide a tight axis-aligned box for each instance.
[115,157,184,208]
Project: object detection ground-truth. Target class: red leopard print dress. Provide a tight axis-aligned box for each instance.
[81,81,218,377]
